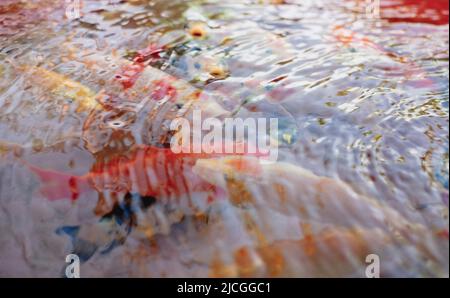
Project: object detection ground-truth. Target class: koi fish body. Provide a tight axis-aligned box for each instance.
[205,227,394,278]
[78,52,229,116]
[75,51,232,153]
[21,66,100,112]
[27,146,223,213]
[88,146,222,213]
[192,156,449,269]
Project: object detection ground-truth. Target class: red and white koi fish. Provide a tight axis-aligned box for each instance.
[26,146,220,202]
[77,51,228,113]
[379,0,449,25]
[25,141,266,201]
[335,0,449,87]
[81,47,227,98]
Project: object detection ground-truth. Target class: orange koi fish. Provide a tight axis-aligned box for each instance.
[193,156,449,244]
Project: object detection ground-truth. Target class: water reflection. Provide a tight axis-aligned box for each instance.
[0,0,448,277]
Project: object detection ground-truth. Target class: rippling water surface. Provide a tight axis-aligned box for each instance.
[0,0,448,277]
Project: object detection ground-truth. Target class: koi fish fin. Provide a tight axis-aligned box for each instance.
[56,225,99,263]
[56,226,80,239]
[100,239,122,255]
[26,162,90,201]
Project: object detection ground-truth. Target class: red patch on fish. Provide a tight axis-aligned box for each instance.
[26,146,225,202]
[113,43,164,90]
[133,43,164,64]
[150,79,178,101]
[26,163,90,202]
[436,229,449,239]
[115,63,146,90]
[381,0,449,25]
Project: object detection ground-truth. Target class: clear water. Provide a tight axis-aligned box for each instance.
[0,0,448,277]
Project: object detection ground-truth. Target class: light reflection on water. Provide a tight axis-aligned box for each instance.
[0,0,448,277]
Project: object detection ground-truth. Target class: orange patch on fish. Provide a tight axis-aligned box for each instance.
[234,247,259,277]
[227,178,254,206]
[257,245,285,277]
[301,223,317,257]
[209,253,238,278]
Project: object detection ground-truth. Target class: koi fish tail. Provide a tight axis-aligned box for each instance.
[25,161,91,201]
[1,141,92,201]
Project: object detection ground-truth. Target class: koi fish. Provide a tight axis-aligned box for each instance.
[27,42,232,153]
[207,227,393,277]
[168,14,296,102]
[229,226,448,277]
[75,51,232,152]
[332,25,435,88]
[22,146,222,260]
[32,148,263,263]
[192,156,449,254]
[190,156,449,277]
[27,140,270,200]
[379,0,449,25]
[20,66,100,112]
[0,61,101,148]
[78,49,231,114]
[26,145,220,204]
